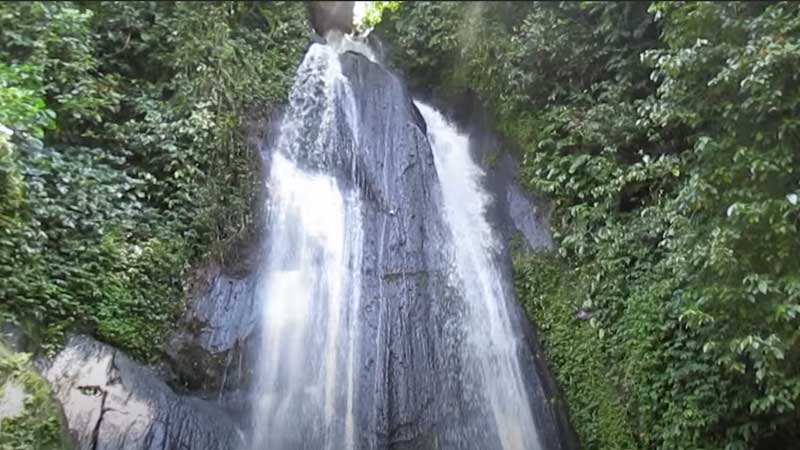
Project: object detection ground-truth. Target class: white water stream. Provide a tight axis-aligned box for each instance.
[416,102,543,450]
[249,39,365,450]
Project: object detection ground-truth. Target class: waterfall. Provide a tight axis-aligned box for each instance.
[249,39,365,450]
[247,33,568,450]
[415,102,543,450]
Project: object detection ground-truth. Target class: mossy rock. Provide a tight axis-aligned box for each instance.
[0,343,73,450]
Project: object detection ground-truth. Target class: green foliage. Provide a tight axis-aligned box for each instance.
[0,2,308,360]
[358,1,402,30]
[0,344,71,450]
[379,1,800,449]
[0,3,118,141]
[514,253,636,449]
[0,64,55,139]
[377,2,462,91]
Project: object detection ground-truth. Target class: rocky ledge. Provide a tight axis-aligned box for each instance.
[44,335,243,450]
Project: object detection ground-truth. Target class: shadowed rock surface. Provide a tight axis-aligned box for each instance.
[1,321,30,353]
[491,153,555,252]
[45,336,243,450]
[167,265,259,395]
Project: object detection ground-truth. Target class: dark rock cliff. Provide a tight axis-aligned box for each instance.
[336,51,453,449]
[333,51,575,450]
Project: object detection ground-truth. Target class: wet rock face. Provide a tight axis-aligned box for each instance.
[338,53,454,449]
[167,265,259,395]
[489,153,555,252]
[45,336,243,450]
[341,52,575,450]
[340,52,504,450]
[423,94,576,450]
[141,49,570,450]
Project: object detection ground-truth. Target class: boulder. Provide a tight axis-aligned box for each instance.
[0,379,27,421]
[308,1,354,36]
[45,335,243,450]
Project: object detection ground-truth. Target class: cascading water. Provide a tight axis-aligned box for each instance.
[249,38,366,450]
[415,103,543,450]
[247,30,571,450]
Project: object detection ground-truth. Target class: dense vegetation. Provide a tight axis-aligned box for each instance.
[0,2,307,360]
[376,2,800,449]
[2,2,798,449]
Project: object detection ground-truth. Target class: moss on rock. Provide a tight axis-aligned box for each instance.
[0,343,73,450]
